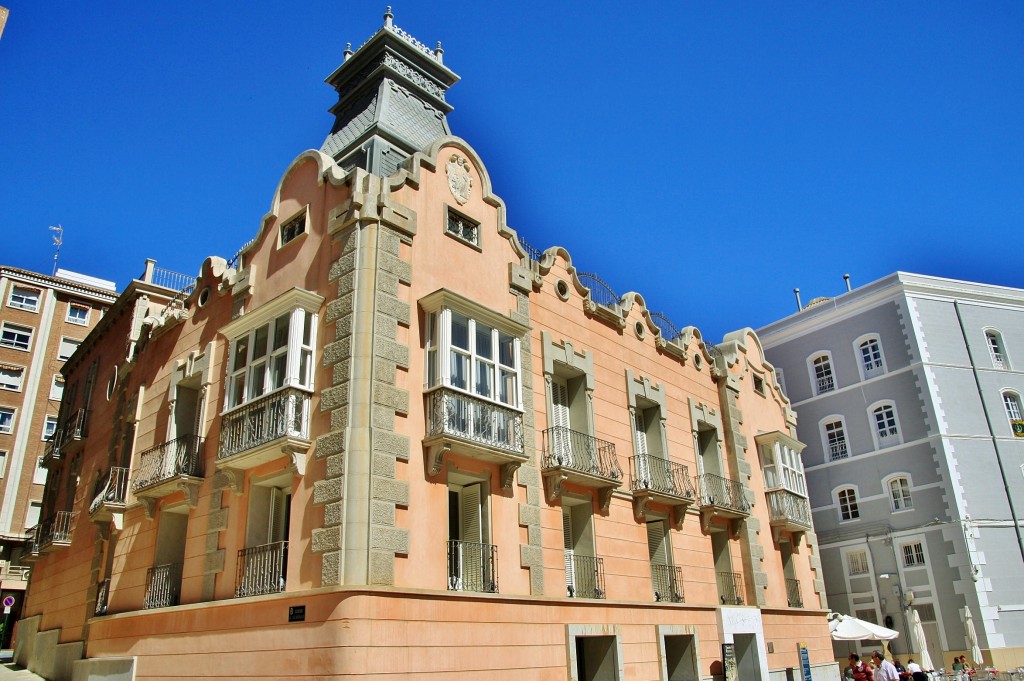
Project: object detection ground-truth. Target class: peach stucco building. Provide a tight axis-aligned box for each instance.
[15,11,837,681]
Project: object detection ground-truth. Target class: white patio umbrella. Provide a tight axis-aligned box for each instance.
[828,612,900,641]
[964,607,983,667]
[910,608,934,670]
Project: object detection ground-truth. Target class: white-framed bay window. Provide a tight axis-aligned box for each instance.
[755,431,807,495]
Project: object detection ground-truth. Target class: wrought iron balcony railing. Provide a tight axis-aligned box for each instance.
[651,563,684,603]
[717,570,744,605]
[219,388,310,461]
[447,540,498,593]
[427,388,524,456]
[816,376,835,394]
[766,489,813,531]
[235,541,287,598]
[144,562,182,609]
[38,511,75,551]
[786,577,803,608]
[564,552,605,599]
[696,473,750,515]
[132,435,204,494]
[41,433,63,466]
[95,578,110,616]
[630,455,696,500]
[543,427,622,482]
[90,467,130,516]
[829,441,849,461]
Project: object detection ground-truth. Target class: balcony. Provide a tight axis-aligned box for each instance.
[766,488,813,538]
[717,570,744,606]
[696,473,751,529]
[786,577,803,608]
[565,552,605,599]
[235,541,287,598]
[542,427,622,510]
[651,563,684,603]
[132,436,204,516]
[816,376,835,394]
[144,562,182,609]
[95,578,110,616]
[218,388,311,474]
[630,455,696,522]
[59,408,89,457]
[829,441,849,461]
[424,388,526,484]
[447,540,498,593]
[89,467,130,524]
[37,511,75,553]
[41,433,63,467]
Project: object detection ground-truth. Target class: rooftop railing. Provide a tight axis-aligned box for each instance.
[426,388,523,456]
[447,540,498,593]
[630,455,696,500]
[218,388,310,461]
[132,435,204,493]
[235,541,287,598]
[542,427,621,482]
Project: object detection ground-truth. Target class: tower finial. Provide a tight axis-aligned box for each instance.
[384,6,394,28]
[343,42,353,61]
[435,41,444,64]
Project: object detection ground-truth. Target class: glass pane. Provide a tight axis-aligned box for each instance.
[248,362,266,399]
[451,312,470,350]
[274,313,290,351]
[498,332,515,367]
[499,369,516,405]
[233,337,249,371]
[476,323,493,359]
[253,325,269,360]
[299,349,312,388]
[231,374,246,407]
[271,354,287,390]
[450,351,469,389]
[427,348,438,387]
[302,311,312,346]
[475,359,493,398]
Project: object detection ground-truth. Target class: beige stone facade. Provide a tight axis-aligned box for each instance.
[15,14,836,681]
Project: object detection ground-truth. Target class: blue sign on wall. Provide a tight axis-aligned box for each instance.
[798,643,812,681]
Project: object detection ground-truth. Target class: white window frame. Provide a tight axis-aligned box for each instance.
[0,450,6,477]
[756,432,807,495]
[0,366,24,392]
[1003,391,1023,423]
[66,301,91,326]
[836,486,860,521]
[885,474,913,512]
[902,541,926,567]
[854,334,886,381]
[986,329,1009,370]
[32,457,47,485]
[0,322,33,352]
[25,501,42,530]
[43,416,58,441]
[57,336,81,361]
[7,286,41,312]
[846,549,870,576]
[869,400,902,449]
[820,415,849,461]
[774,367,787,395]
[807,351,836,396]
[278,205,309,249]
[444,205,481,249]
[0,407,14,434]
[49,374,65,401]
[225,307,317,411]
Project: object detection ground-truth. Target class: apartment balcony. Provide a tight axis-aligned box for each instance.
[89,466,130,525]
[786,577,804,608]
[696,473,751,530]
[95,578,110,616]
[36,511,75,554]
[144,562,182,609]
[447,540,498,593]
[650,563,684,603]
[565,552,605,599]
[766,488,813,538]
[132,436,204,515]
[218,388,311,474]
[58,408,89,457]
[717,570,744,606]
[424,388,526,483]
[41,433,63,467]
[629,455,696,521]
[235,541,287,598]
[542,427,622,510]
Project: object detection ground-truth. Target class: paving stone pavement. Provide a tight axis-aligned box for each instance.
[0,663,45,680]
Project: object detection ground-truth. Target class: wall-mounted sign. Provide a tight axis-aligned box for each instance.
[798,643,812,681]
[722,643,737,681]
[1011,420,1024,438]
[288,605,305,622]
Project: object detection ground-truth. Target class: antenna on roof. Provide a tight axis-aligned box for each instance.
[49,224,63,276]
[793,287,802,311]
[843,273,852,292]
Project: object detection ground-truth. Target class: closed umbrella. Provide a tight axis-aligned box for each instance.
[828,612,900,641]
[910,608,934,670]
[964,607,983,667]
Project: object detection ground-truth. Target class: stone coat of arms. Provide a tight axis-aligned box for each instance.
[446,154,472,205]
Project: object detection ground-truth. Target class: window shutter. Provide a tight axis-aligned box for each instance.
[562,508,576,593]
[551,379,573,465]
[461,483,482,544]
[646,520,667,565]
[634,409,649,456]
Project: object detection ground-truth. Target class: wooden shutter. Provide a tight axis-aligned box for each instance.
[562,507,576,592]
[461,483,482,544]
[646,520,667,565]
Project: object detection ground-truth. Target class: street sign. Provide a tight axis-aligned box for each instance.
[2,596,14,608]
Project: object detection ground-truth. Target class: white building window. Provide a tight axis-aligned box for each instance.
[986,330,1008,369]
[7,286,40,312]
[66,302,90,325]
[822,417,849,461]
[758,433,807,495]
[902,542,926,567]
[0,450,6,476]
[1003,391,1023,422]
[888,476,913,511]
[0,323,33,351]
[847,549,869,575]
[57,337,81,361]
[33,457,47,485]
[0,408,14,434]
[25,501,42,530]
[226,307,316,409]
[856,335,886,380]
[838,487,860,521]
[445,207,480,248]
[871,402,901,448]
[49,375,65,401]
[43,416,58,441]
[775,367,787,395]
[279,208,308,248]
[809,353,835,395]
[0,366,24,392]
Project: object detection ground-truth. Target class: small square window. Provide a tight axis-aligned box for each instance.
[753,375,765,396]
[0,408,14,434]
[49,375,65,401]
[0,323,33,351]
[0,451,6,477]
[445,207,480,247]
[67,302,90,325]
[57,337,81,361]
[43,416,58,441]
[7,286,40,312]
[25,501,41,529]
[33,457,47,485]
[279,210,307,247]
[0,367,24,392]
[847,550,869,575]
[902,542,926,567]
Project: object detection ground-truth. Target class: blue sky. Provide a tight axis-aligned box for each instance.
[1,2,1022,341]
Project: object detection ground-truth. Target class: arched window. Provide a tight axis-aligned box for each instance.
[1003,391,1023,422]
[855,335,885,380]
[810,353,835,395]
[837,488,860,521]
[870,402,901,448]
[821,417,849,461]
[986,330,1009,370]
[887,476,913,511]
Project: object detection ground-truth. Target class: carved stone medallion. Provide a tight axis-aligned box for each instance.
[446,154,472,205]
